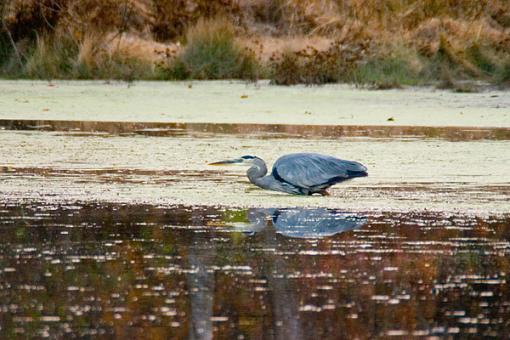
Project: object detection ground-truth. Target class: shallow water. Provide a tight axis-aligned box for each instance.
[0,119,509,338]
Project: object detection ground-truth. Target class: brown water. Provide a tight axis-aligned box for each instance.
[2,119,510,140]
[0,119,509,338]
[0,203,509,338]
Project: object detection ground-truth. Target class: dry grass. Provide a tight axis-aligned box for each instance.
[1,0,509,85]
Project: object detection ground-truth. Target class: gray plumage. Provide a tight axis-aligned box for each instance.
[210,152,368,195]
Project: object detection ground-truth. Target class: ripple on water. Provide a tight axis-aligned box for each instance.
[0,203,509,338]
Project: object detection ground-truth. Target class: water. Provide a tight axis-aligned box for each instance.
[0,203,509,338]
[0,119,509,338]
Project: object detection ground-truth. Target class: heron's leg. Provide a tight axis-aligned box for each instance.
[320,190,330,196]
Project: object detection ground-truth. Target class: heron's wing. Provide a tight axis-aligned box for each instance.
[272,153,367,189]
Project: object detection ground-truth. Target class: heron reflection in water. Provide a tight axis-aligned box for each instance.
[186,207,365,340]
[209,153,368,196]
[231,208,367,238]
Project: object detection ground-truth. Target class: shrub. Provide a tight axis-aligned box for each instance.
[2,0,62,42]
[268,50,302,85]
[269,47,343,85]
[270,35,371,85]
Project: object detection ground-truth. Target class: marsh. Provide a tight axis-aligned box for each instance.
[0,82,509,338]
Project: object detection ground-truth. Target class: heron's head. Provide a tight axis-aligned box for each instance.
[209,155,259,166]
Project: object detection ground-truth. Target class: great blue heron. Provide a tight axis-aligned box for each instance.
[209,152,368,195]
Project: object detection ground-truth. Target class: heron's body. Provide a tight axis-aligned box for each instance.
[211,153,368,195]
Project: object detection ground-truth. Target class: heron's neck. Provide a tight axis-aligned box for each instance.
[247,159,269,188]
[247,159,301,194]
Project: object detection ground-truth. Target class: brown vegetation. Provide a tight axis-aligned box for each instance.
[1,0,509,86]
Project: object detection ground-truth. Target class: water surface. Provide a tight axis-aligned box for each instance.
[0,203,509,338]
[0,119,509,338]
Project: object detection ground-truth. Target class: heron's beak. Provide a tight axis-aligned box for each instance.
[208,158,244,166]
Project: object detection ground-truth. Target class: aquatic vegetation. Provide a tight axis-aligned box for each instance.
[1,115,509,210]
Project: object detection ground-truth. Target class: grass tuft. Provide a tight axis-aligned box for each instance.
[0,33,11,66]
[158,18,260,80]
[16,31,155,80]
[496,60,510,86]
[351,52,423,88]
[466,43,498,76]
[24,33,79,79]
[76,34,155,81]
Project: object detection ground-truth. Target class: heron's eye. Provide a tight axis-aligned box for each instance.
[241,155,255,160]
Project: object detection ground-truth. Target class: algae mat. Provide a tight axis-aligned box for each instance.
[0,80,509,127]
[1,122,509,213]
